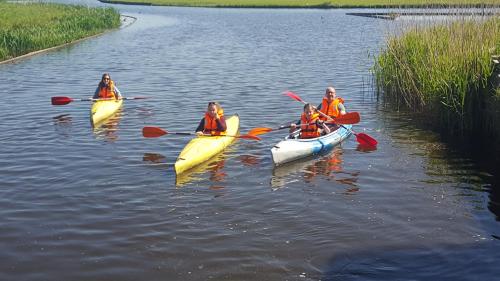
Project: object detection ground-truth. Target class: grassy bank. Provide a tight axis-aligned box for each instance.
[374,17,500,140]
[0,2,120,62]
[98,0,500,8]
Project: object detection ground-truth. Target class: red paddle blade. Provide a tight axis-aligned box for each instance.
[51,96,73,105]
[284,91,303,102]
[329,112,361,125]
[248,127,273,136]
[142,126,168,138]
[324,113,359,125]
[239,134,262,141]
[355,132,378,147]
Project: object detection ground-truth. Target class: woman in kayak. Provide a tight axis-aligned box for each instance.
[93,73,122,100]
[195,102,227,136]
[317,86,346,121]
[289,103,331,139]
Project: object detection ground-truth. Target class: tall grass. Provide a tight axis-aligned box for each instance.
[374,16,500,137]
[99,0,500,8]
[0,2,120,61]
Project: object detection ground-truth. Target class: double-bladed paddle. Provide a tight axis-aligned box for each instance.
[142,126,261,141]
[284,91,378,147]
[248,111,360,136]
[51,96,148,105]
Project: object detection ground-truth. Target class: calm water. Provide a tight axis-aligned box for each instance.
[0,2,499,280]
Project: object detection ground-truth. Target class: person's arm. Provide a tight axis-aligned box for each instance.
[216,116,227,132]
[195,118,205,134]
[289,119,301,133]
[318,119,331,134]
[93,87,100,99]
[113,85,122,99]
[338,103,346,115]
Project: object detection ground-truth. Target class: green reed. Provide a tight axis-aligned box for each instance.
[0,2,120,61]
[374,16,500,137]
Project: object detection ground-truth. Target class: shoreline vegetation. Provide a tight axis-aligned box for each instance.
[98,0,500,8]
[0,2,120,63]
[374,16,500,148]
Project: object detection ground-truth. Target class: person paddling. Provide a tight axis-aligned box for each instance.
[289,103,330,139]
[93,73,122,100]
[317,86,346,121]
[195,102,227,136]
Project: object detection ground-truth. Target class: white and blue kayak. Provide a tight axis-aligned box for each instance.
[271,125,352,165]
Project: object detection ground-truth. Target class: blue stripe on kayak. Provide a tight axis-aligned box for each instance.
[310,124,352,155]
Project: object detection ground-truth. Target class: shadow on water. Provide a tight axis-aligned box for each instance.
[321,243,500,281]
[381,107,500,221]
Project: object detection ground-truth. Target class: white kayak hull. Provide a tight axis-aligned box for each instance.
[271,125,352,165]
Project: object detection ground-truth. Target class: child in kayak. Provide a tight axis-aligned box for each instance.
[93,73,122,100]
[317,86,346,121]
[195,102,227,136]
[289,103,331,139]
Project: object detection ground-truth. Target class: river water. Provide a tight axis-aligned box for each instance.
[0,2,498,280]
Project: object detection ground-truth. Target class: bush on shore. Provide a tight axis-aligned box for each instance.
[374,17,500,139]
[0,2,120,61]
[98,0,500,8]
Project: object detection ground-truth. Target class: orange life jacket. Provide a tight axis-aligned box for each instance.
[98,80,117,99]
[320,97,344,120]
[300,112,321,139]
[204,109,226,136]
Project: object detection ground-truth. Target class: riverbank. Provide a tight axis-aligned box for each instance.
[0,2,120,63]
[98,0,500,8]
[374,17,500,152]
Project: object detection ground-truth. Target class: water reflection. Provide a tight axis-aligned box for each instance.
[356,143,378,152]
[142,152,167,164]
[52,114,73,138]
[92,112,122,142]
[271,147,359,190]
[53,114,72,125]
[175,153,227,187]
[237,154,261,167]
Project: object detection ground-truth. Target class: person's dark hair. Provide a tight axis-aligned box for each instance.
[99,73,111,88]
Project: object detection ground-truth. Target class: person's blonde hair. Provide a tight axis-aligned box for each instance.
[303,103,315,112]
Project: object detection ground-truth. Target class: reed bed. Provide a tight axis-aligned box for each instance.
[0,2,120,62]
[374,16,500,137]
[99,0,500,8]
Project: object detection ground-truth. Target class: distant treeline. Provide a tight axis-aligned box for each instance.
[374,17,500,142]
[0,2,120,62]
[98,0,500,8]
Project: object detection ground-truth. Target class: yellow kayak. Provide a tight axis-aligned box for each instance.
[90,99,123,127]
[175,114,240,175]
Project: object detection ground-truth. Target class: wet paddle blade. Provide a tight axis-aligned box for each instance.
[51,96,73,105]
[248,127,273,136]
[284,91,304,103]
[142,126,168,138]
[355,132,378,147]
[334,112,360,125]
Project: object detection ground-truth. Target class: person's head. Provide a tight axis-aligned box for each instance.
[101,73,111,85]
[303,103,315,119]
[207,102,221,117]
[325,86,336,101]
